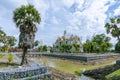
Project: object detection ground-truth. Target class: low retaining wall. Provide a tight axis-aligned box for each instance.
[0,65,51,80]
[42,54,87,61]
[83,64,120,79]
[41,53,120,61]
[16,52,120,61]
[116,60,120,65]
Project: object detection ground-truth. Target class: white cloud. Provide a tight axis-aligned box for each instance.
[114,6,120,16]
[51,16,58,24]
[10,0,28,7]
[63,0,75,8]
[65,0,115,43]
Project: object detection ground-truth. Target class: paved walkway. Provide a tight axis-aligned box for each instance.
[14,53,42,67]
[13,53,21,63]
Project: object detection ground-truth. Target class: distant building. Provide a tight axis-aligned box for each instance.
[53,30,82,53]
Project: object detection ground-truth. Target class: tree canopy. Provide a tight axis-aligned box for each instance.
[83,34,112,53]
[105,16,120,41]
[13,4,41,49]
[0,29,16,52]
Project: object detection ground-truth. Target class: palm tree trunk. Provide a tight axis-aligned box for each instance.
[20,47,28,65]
[118,36,120,41]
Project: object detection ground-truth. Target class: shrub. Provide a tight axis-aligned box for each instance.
[8,54,14,63]
[43,77,47,80]
[0,54,5,58]
[74,71,82,76]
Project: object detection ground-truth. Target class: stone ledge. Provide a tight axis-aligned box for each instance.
[0,65,51,80]
[41,53,120,61]
[15,72,51,80]
[83,64,120,79]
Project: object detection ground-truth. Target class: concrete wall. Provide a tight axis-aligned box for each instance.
[16,52,120,61]
[41,53,120,61]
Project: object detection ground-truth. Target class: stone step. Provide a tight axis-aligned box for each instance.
[13,72,51,80]
[10,67,47,79]
[0,66,51,80]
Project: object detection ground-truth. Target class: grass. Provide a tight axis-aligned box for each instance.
[0,62,19,68]
[0,53,19,68]
[74,71,82,76]
[8,54,14,62]
[106,69,120,79]
[37,57,117,76]
[0,54,5,58]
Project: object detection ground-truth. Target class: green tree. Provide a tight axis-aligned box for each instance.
[0,29,16,52]
[0,29,6,44]
[34,40,39,47]
[13,5,41,65]
[43,45,47,52]
[3,36,17,52]
[65,44,72,53]
[6,36,16,47]
[59,44,72,53]
[38,46,43,52]
[49,46,54,53]
[105,17,120,41]
[83,34,112,53]
[0,29,6,52]
[100,42,113,52]
[73,43,80,52]
[38,45,47,52]
[83,42,97,53]
[92,34,111,45]
[92,34,112,52]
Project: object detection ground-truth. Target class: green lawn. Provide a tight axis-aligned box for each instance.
[37,57,117,75]
[0,62,19,68]
[106,69,120,79]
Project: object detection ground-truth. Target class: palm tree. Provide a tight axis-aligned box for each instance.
[13,5,41,65]
[105,16,120,41]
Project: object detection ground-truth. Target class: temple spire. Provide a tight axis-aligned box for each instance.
[64,30,67,37]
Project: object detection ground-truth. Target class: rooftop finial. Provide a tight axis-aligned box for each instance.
[64,30,67,36]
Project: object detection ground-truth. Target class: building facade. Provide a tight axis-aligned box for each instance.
[53,31,82,53]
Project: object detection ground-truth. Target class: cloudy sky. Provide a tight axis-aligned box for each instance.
[0,0,120,46]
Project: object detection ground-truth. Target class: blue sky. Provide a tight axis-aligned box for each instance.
[0,0,120,46]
